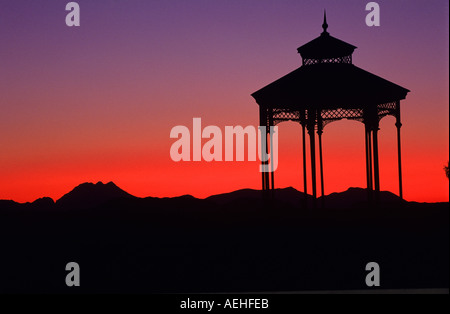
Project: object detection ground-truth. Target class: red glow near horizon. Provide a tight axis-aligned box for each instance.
[0,1,448,204]
[2,115,448,204]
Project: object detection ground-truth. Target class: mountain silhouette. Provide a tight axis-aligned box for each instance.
[56,181,136,209]
[31,197,55,210]
[206,186,312,208]
[0,183,433,211]
[318,187,405,208]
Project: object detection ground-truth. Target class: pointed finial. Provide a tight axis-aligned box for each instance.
[322,10,329,34]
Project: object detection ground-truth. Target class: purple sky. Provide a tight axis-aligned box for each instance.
[0,0,448,202]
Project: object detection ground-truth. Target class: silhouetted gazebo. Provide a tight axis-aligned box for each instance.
[252,14,410,207]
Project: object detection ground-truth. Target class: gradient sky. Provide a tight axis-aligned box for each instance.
[0,0,448,203]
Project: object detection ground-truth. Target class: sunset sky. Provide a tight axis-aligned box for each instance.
[0,0,448,203]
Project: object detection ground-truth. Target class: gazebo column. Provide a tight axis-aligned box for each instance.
[264,108,270,191]
[301,112,308,206]
[307,109,317,208]
[269,108,275,197]
[396,101,403,200]
[317,112,325,208]
[264,109,270,192]
[364,122,373,203]
[259,106,267,194]
[372,120,381,204]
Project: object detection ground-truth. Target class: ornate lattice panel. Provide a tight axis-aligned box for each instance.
[377,102,397,121]
[303,55,352,66]
[272,109,302,126]
[262,102,398,130]
[321,108,364,129]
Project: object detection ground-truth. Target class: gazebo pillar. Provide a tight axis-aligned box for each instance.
[265,110,270,192]
[259,106,267,194]
[307,109,317,208]
[364,123,374,203]
[269,107,275,197]
[396,101,403,200]
[372,120,381,204]
[300,112,308,206]
[317,111,325,208]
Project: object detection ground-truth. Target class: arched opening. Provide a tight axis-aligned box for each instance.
[378,115,400,196]
[273,121,305,192]
[321,120,366,194]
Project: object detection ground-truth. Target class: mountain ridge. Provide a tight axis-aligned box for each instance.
[55,181,136,209]
[1,181,446,211]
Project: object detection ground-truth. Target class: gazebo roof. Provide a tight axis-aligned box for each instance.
[297,33,356,60]
[252,14,409,109]
[251,63,410,108]
[297,13,356,60]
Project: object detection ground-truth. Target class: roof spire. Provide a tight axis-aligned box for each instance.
[322,10,329,35]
